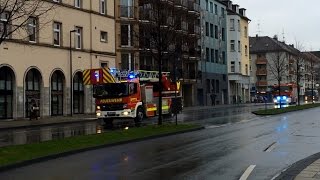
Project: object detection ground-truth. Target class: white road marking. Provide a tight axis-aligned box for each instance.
[264,142,277,152]
[206,125,221,129]
[239,165,256,180]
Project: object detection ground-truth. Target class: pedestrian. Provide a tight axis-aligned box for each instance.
[29,99,38,120]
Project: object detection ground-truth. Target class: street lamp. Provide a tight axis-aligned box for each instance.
[70,29,76,116]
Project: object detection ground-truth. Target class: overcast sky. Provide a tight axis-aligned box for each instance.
[231,0,320,51]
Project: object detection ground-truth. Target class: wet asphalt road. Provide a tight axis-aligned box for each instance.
[2,105,320,180]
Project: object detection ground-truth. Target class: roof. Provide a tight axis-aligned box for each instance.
[303,52,320,63]
[249,36,299,55]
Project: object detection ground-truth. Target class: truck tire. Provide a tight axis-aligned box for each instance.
[104,118,114,129]
[134,107,144,127]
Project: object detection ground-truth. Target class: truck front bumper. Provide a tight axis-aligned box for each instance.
[96,109,136,119]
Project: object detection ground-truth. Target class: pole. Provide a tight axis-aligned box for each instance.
[70,30,76,116]
[157,1,162,125]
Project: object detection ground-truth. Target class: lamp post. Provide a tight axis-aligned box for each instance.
[70,29,76,116]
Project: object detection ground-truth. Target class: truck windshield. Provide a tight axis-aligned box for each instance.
[93,83,129,98]
[273,86,291,92]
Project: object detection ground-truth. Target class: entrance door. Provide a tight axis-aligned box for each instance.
[25,69,41,118]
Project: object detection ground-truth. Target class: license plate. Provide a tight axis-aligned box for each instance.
[107,112,116,116]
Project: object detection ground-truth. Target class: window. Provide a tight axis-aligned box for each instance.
[100,31,108,42]
[245,64,248,75]
[53,22,61,46]
[211,49,214,62]
[238,41,241,52]
[210,2,213,13]
[222,28,225,41]
[211,80,215,93]
[210,23,213,37]
[221,7,225,17]
[215,50,219,63]
[100,0,106,14]
[121,53,134,71]
[222,51,226,64]
[244,26,248,37]
[230,19,235,30]
[231,61,235,72]
[28,17,37,42]
[75,0,81,8]
[216,80,219,93]
[239,62,241,72]
[223,74,226,81]
[206,79,210,92]
[215,25,218,39]
[101,62,108,68]
[0,12,10,38]
[121,24,132,46]
[214,4,218,14]
[238,20,240,32]
[206,48,209,62]
[205,0,208,11]
[75,26,82,49]
[230,40,235,51]
[205,22,209,36]
[245,45,248,56]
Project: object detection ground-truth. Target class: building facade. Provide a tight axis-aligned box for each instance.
[197,0,228,106]
[223,1,250,104]
[0,0,116,119]
[249,36,299,102]
[115,0,140,71]
[138,0,201,107]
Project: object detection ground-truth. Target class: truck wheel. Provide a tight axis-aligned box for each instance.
[134,107,144,127]
[104,118,114,129]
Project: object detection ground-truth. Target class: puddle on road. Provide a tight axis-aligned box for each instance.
[0,121,105,147]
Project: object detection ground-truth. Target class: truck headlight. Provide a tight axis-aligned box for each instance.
[97,106,101,110]
[273,99,277,103]
[97,112,101,117]
[123,111,129,116]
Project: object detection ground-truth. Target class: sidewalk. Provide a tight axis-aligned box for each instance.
[0,114,97,130]
[274,152,320,180]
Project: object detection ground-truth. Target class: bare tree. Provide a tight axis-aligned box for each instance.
[0,0,55,45]
[137,1,197,125]
[268,51,288,108]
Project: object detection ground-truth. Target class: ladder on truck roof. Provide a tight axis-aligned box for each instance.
[110,68,170,82]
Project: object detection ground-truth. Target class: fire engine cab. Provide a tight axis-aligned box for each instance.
[83,68,182,127]
[272,83,297,105]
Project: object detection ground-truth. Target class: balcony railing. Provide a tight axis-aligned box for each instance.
[176,21,188,31]
[256,81,268,86]
[256,69,267,75]
[174,0,188,8]
[256,58,267,64]
[188,1,200,13]
[139,9,155,22]
[119,5,135,18]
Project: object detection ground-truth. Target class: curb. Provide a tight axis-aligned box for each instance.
[0,126,204,172]
[272,152,320,180]
[252,105,320,116]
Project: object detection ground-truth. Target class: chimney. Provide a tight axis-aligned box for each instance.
[273,35,278,41]
[289,44,294,48]
[256,34,258,38]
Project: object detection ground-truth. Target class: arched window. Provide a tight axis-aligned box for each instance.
[0,66,14,119]
[51,71,64,116]
[73,72,84,114]
[25,68,41,118]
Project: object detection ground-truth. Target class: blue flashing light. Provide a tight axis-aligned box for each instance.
[128,72,135,79]
[282,96,287,100]
[276,96,281,100]
[94,73,99,78]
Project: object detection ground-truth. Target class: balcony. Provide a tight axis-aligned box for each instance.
[118,5,136,19]
[256,81,268,87]
[174,0,188,10]
[139,9,155,23]
[187,1,200,16]
[176,21,188,33]
[256,58,267,65]
[160,0,174,6]
[289,70,295,75]
[188,24,200,37]
[256,69,267,76]
[289,59,294,64]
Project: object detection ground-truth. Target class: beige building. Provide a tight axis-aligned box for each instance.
[0,0,116,119]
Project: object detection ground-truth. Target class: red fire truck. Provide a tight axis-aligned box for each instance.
[272,83,298,105]
[83,68,182,127]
